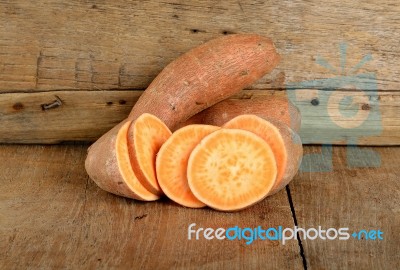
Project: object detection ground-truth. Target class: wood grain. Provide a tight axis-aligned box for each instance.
[289,146,400,269]
[0,144,302,269]
[1,144,399,268]
[1,90,399,145]
[1,1,399,145]
[0,0,399,92]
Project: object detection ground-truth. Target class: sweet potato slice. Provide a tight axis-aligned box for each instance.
[85,121,159,201]
[187,129,277,211]
[177,95,301,132]
[156,125,220,208]
[128,113,172,195]
[223,115,303,195]
[86,34,280,199]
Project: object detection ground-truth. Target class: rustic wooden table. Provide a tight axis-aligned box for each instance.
[1,144,399,269]
[0,1,399,145]
[1,1,400,269]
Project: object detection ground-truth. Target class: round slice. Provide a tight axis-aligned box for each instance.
[187,129,277,211]
[156,125,220,208]
[116,121,160,201]
[128,113,172,195]
[223,114,303,195]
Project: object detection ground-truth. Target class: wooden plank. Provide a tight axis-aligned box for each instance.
[289,146,400,269]
[0,144,302,269]
[0,0,399,92]
[0,90,139,144]
[291,90,400,145]
[0,89,399,145]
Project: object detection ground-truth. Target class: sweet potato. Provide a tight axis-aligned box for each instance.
[86,34,280,199]
[156,124,220,208]
[128,34,281,129]
[223,115,303,195]
[127,113,172,195]
[84,121,159,201]
[177,95,301,132]
[187,129,277,211]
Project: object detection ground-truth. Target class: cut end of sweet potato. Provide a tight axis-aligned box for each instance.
[224,114,303,195]
[266,118,303,195]
[156,124,220,208]
[128,113,172,196]
[116,121,160,201]
[187,129,277,211]
[224,114,287,190]
[85,121,159,201]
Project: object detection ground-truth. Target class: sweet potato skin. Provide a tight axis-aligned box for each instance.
[128,34,280,130]
[86,34,280,199]
[266,118,303,195]
[177,95,301,132]
[84,121,147,200]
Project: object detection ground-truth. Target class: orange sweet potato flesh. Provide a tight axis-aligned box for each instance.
[224,115,303,195]
[267,119,303,194]
[177,95,301,132]
[156,124,220,208]
[187,129,277,211]
[84,121,159,201]
[86,34,280,199]
[128,113,172,195]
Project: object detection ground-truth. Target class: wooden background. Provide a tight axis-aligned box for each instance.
[1,1,400,269]
[1,0,399,144]
[1,144,399,269]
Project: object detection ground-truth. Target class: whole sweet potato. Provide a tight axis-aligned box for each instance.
[86,34,281,199]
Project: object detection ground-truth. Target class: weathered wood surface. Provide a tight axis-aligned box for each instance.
[1,0,399,144]
[290,146,400,269]
[1,144,399,269]
[1,90,399,145]
[0,0,399,91]
[0,144,303,269]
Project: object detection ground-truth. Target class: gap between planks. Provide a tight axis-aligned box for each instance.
[286,186,308,270]
[2,88,400,94]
